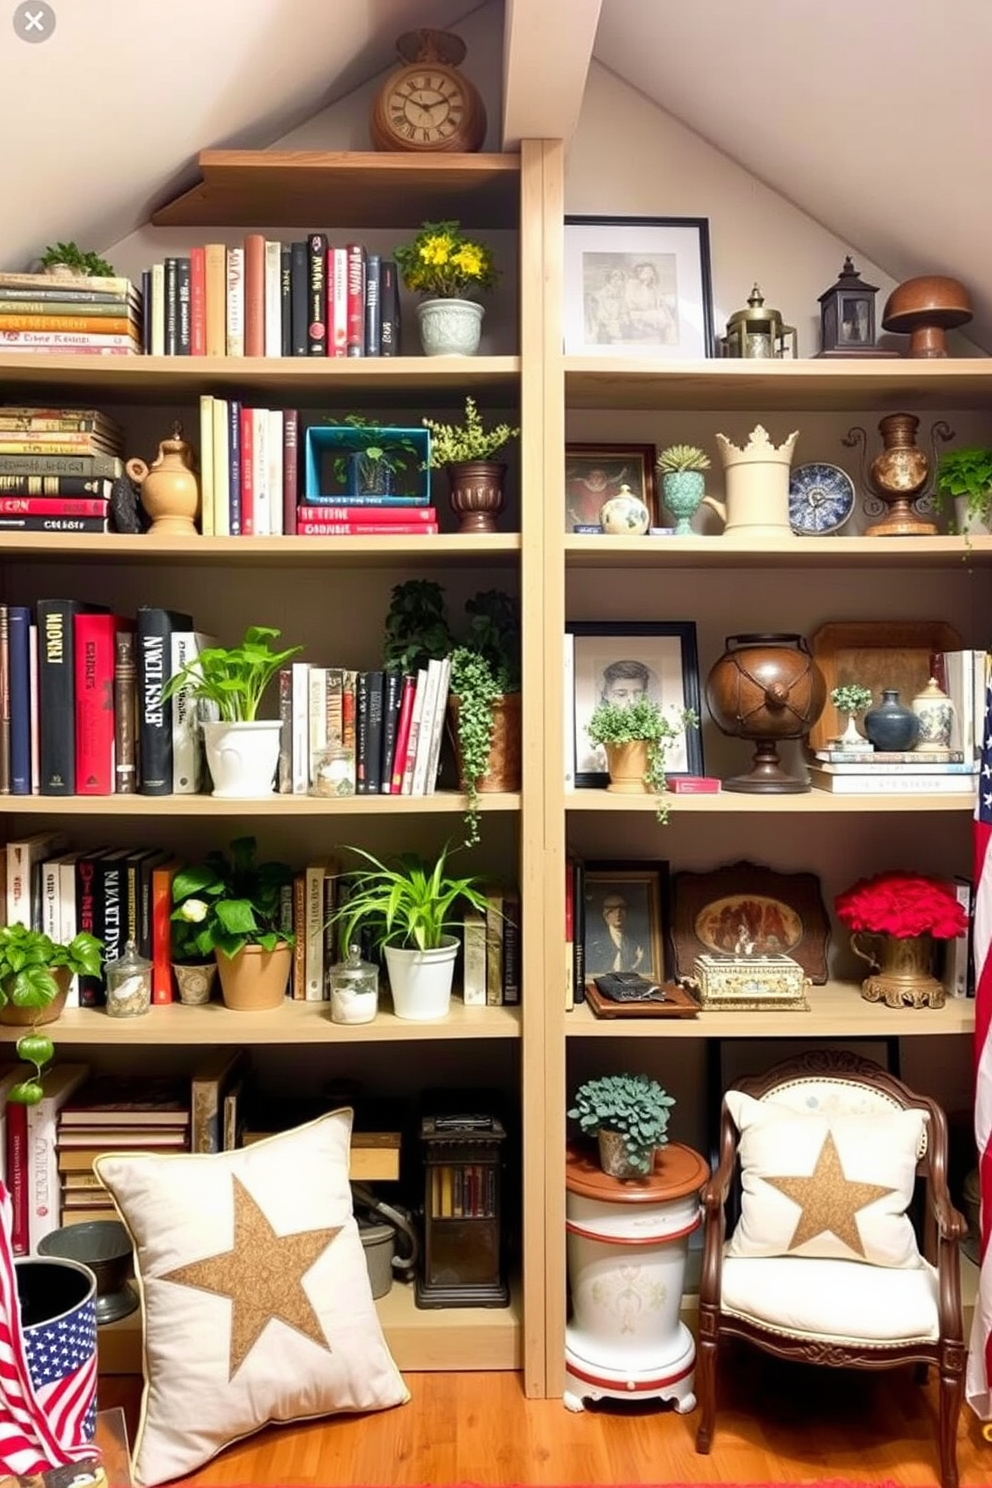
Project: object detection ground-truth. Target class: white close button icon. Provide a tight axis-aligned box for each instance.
[12,2,56,42]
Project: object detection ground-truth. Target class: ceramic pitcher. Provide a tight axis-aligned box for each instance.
[703,424,799,539]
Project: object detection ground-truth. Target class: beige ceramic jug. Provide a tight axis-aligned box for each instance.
[702,423,799,539]
[126,422,200,536]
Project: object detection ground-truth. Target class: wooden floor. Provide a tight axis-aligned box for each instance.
[101,1353,992,1486]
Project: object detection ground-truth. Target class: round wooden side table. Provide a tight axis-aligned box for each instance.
[564,1141,709,1413]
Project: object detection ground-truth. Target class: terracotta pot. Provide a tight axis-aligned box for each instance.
[214,944,291,1011]
[0,964,71,1026]
[445,460,506,534]
[603,739,651,794]
[448,692,522,793]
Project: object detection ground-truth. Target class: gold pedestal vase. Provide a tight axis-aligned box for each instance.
[851,930,945,1009]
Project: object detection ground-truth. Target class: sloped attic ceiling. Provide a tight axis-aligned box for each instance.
[0,0,988,352]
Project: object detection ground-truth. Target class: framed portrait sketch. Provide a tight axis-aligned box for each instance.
[564,443,657,532]
[566,620,704,788]
[669,860,831,985]
[563,215,715,359]
[583,861,669,982]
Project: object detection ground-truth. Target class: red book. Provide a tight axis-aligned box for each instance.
[388,674,417,793]
[298,521,438,536]
[243,234,266,357]
[668,776,722,794]
[151,861,180,1003]
[74,612,132,795]
[5,1100,28,1255]
[296,505,436,524]
[0,496,109,517]
[189,245,206,355]
[283,410,298,535]
[346,244,365,356]
[239,405,255,536]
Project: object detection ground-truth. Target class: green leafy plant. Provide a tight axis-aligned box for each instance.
[322,415,421,490]
[421,398,519,466]
[586,696,697,821]
[331,842,488,954]
[170,836,295,961]
[393,221,499,299]
[568,1073,676,1174]
[448,589,521,846]
[161,625,301,723]
[0,924,104,1103]
[831,683,873,718]
[39,241,115,277]
[382,579,455,677]
[656,444,711,474]
[934,447,992,527]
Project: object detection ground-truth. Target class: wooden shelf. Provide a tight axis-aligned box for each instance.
[0,789,519,817]
[567,787,976,814]
[151,150,522,231]
[564,356,992,411]
[565,534,992,570]
[0,999,521,1047]
[0,531,520,569]
[564,982,975,1039]
[0,354,520,406]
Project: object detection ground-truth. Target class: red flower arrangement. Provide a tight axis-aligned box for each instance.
[835,871,968,940]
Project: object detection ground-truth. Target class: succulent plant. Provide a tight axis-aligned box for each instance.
[657,444,711,474]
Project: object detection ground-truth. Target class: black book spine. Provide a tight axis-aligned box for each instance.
[379,670,403,791]
[0,476,113,497]
[36,598,80,795]
[0,516,109,533]
[141,268,152,354]
[364,670,385,795]
[306,233,328,355]
[137,607,193,796]
[364,253,381,357]
[572,859,586,1004]
[355,671,370,794]
[76,849,108,1006]
[228,400,242,537]
[100,850,129,971]
[280,245,293,357]
[379,260,399,357]
[290,241,309,356]
[176,257,191,354]
[164,257,178,355]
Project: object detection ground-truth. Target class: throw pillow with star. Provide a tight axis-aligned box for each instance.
[723,1090,928,1268]
[95,1109,409,1487]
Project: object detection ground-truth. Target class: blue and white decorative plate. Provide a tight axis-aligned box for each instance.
[788,462,856,535]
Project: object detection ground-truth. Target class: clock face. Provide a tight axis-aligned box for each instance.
[386,69,466,146]
[789,462,857,535]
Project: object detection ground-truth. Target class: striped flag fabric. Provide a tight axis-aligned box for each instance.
[0,1181,98,1476]
[967,652,992,1421]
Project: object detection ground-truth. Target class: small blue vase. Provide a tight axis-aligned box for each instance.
[863,688,920,752]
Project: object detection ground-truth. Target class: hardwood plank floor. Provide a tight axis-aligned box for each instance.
[100,1353,991,1486]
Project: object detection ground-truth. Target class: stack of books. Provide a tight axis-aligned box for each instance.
[56,1076,191,1226]
[0,405,125,533]
[806,746,980,795]
[0,271,142,355]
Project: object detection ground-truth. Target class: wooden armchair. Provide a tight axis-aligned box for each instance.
[695,1050,967,1488]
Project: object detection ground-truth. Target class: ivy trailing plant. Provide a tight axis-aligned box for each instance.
[934,446,992,533]
[0,925,104,1103]
[39,241,116,277]
[586,695,697,822]
[448,589,521,846]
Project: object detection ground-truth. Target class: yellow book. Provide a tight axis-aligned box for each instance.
[198,394,215,536]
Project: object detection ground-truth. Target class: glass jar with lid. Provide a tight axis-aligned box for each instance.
[105,939,153,1018]
[326,945,379,1025]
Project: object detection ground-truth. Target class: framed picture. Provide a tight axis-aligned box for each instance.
[583,861,669,982]
[564,442,657,532]
[566,620,703,787]
[669,860,832,985]
[563,215,715,359]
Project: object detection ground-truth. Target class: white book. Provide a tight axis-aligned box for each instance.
[973,650,989,757]
[291,661,311,794]
[267,409,284,535]
[400,669,428,795]
[941,649,974,757]
[252,407,270,535]
[331,247,348,358]
[264,240,283,357]
[27,1062,90,1252]
[422,656,451,797]
[462,908,488,1006]
[308,666,328,790]
[563,632,575,788]
[40,856,61,942]
[942,876,972,999]
[56,852,82,1006]
[226,246,244,356]
[6,832,69,928]
[807,768,978,795]
[199,394,215,537]
[410,660,443,796]
[150,262,165,356]
[212,396,230,537]
[170,631,218,792]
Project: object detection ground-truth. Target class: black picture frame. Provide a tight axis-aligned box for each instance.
[565,620,704,788]
[563,215,715,359]
[582,860,670,983]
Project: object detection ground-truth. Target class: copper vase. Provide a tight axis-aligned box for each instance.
[851,931,945,1009]
[843,413,953,537]
[705,633,826,794]
[445,460,506,534]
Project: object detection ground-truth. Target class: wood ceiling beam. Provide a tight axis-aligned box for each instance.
[501,0,602,148]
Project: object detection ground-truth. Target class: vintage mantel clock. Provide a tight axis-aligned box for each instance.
[370,29,487,153]
[416,1107,509,1309]
[720,284,797,359]
[815,255,898,358]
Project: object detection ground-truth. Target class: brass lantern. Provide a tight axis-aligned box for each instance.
[816,255,896,358]
[721,284,797,359]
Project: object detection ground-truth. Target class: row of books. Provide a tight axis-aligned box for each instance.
[0,404,125,532]
[0,273,142,357]
[141,238,400,359]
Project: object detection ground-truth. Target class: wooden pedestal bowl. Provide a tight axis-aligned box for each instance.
[882,275,972,358]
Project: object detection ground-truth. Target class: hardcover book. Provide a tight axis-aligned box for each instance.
[136,605,194,795]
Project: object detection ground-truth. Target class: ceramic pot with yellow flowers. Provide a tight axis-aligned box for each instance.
[394,221,499,358]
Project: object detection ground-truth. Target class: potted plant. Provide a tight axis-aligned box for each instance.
[331,842,489,1021]
[170,836,295,1012]
[169,890,220,1007]
[393,220,499,356]
[421,397,520,532]
[323,415,423,498]
[161,625,301,798]
[656,444,711,535]
[38,241,116,278]
[836,870,968,1009]
[568,1073,676,1178]
[830,682,874,748]
[586,695,697,820]
[382,578,455,678]
[934,446,992,535]
[448,589,522,846]
[0,925,104,1103]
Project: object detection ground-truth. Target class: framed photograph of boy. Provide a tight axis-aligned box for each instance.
[564,443,657,532]
[563,215,715,359]
[565,620,704,787]
[583,861,669,982]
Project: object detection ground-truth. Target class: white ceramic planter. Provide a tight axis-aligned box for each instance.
[416,298,484,356]
[202,719,281,797]
[383,937,459,1020]
[953,494,990,535]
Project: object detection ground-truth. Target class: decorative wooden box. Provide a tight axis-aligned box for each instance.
[688,953,810,1011]
[416,1110,509,1310]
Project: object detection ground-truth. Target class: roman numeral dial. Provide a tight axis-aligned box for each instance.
[371,49,487,154]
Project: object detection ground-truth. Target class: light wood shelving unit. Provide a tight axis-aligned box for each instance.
[1,140,988,1403]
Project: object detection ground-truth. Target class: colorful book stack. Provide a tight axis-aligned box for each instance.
[143,238,400,358]
[0,272,142,356]
[806,747,981,795]
[0,404,125,533]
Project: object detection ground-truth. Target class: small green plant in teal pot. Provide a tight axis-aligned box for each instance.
[657,444,711,535]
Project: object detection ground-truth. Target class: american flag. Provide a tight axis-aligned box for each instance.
[967,652,992,1421]
[0,1182,98,1476]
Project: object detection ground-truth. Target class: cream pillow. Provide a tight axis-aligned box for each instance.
[724,1089,927,1268]
[95,1109,409,1487]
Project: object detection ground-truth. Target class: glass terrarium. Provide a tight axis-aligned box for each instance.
[105,940,153,1018]
[326,945,379,1025]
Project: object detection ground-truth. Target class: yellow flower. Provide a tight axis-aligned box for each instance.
[420,235,453,266]
[452,245,484,279]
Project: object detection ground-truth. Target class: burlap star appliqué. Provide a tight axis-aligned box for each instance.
[161,1174,342,1377]
[761,1129,898,1257]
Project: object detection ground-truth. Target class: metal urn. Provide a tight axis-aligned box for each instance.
[705,633,827,793]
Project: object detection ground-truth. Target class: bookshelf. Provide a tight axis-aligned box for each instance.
[1,140,988,1403]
